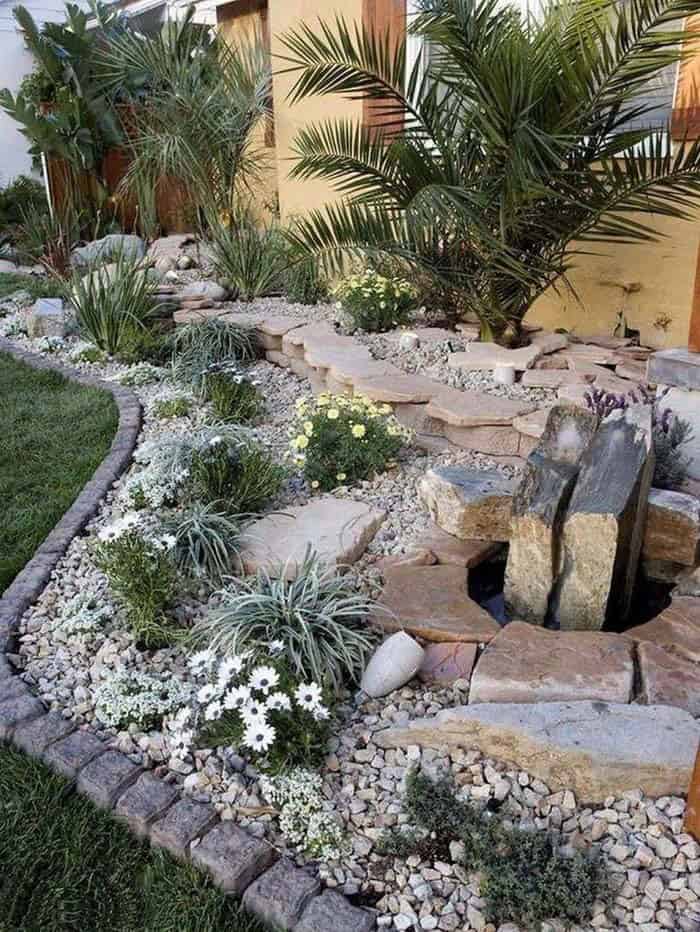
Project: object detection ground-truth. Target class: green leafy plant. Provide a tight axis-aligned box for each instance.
[191,550,379,694]
[202,365,262,423]
[209,212,286,302]
[171,318,259,392]
[152,396,192,419]
[16,202,80,277]
[290,392,410,491]
[282,254,328,305]
[334,268,418,332]
[167,503,241,582]
[117,321,173,365]
[653,410,694,490]
[281,0,700,338]
[67,252,157,355]
[190,435,284,513]
[68,341,106,364]
[0,175,47,248]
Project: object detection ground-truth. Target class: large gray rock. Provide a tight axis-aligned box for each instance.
[71,234,145,268]
[180,281,228,302]
[27,298,65,338]
[504,406,598,623]
[647,347,700,391]
[419,466,514,541]
[552,405,655,630]
[642,488,700,566]
[374,700,699,800]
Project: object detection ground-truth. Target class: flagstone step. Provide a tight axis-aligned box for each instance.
[425,387,535,427]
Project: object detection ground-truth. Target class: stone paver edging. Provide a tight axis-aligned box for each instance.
[0,339,376,932]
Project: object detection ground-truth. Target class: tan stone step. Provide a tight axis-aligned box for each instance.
[626,597,700,663]
[447,342,541,372]
[426,387,535,427]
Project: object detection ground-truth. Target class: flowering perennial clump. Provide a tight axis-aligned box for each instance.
[51,592,113,645]
[94,668,192,729]
[289,392,411,491]
[202,362,262,423]
[260,768,345,861]
[164,648,332,773]
[115,362,165,387]
[333,268,418,332]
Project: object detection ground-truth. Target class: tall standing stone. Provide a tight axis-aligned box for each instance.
[504,406,598,623]
[552,405,655,630]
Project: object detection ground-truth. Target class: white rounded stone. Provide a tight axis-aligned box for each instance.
[361,632,425,699]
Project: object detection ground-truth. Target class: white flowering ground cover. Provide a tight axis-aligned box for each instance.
[3,299,699,932]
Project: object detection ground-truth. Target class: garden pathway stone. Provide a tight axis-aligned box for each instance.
[114,772,181,838]
[374,700,700,800]
[150,798,219,860]
[42,729,107,778]
[520,369,592,389]
[296,890,376,932]
[419,466,514,541]
[242,858,321,931]
[12,711,75,756]
[239,497,385,578]
[425,387,534,427]
[447,342,541,372]
[419,642,478,685]
[0,693,45,742]
[76,749,142,809]
[414,523,501,567]
[468,622,634,704]
[637,641,700,717]
[353,373,440,403]
[626,597,700,663]
[642,488,700,565]
[374,565,500,642]
[190,822,277,894]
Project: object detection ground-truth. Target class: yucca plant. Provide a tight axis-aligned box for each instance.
[170,318,260,393]
[280,0,700,339]
[167,503,241,583]
[209,211,287,302]
[190,551,380,694]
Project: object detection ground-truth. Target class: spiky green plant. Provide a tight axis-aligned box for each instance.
[171,318,260,393]
[209,212,287,302]
[167,503,241,583]
[190,551,379,694]
[280,0,700,337]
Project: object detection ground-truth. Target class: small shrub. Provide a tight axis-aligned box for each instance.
[16,203,79,277]
[67,253,157,355]
[190,435,284,513]
[282,255,328,305]
[152,396,192,419]
[333,268,418,332]
[652,409,694,490]
[116,321,173,365]
[168,503,241,582]
[94,669,192,730]
[0,175,47,232]
[68,341,106,364]
[94,516,179,649]
[171,318,259,392]
[290,393,411,492]
[209,214,286,302]
[260,768,345,860]
[117,362,165,386]
[191,551,378,694]
[202,365,262,423]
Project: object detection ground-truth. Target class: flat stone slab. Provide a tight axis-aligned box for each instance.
[374,565,500,642]
[469,622,634,704]
[76,750,142,809]
[448,343,541,372]
[643,488,700,565]
[520,369,591,389]
[190,822,277,895]
[150,798,219,860]
[243,858,321,931]
[419,642,478,685]
[647,348,700,391]
[239,498,385,578]
[414,523,501,567]
[637,641,700,717]
[353,373,440,403]
[257,316,304,337]
[114,772,180,838]
[529,331,569,354]
[419,466,514,541]
[374,700,700,800]
[296,890,376,932]
[512,406,554,439]
[676,565,700,596]
[627,597,700,663]
[426,387,535,427]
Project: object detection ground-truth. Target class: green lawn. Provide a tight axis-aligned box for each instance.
[0,746,267,932]
[0,271,58,302]
[0,351,119,592]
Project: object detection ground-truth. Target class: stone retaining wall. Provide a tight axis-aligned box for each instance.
[0,341,376,932]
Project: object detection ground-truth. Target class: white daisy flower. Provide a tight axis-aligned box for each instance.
[223,685,251,710]
[197,683,217,704]
[204,700,223,721]
[249,665,279,694]
[269,639,285,655]
[188,650,215,676]
[241,700,267,726]
[242,721,276,753]
[295,682,323,711]
[313,704,331,722]
[266,691,291,712]
[217,655,244,685]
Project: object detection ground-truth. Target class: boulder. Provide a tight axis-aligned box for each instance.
[238,498,385,578]
[552,405,654,630]
[647,347,700,391]
[447,342,541,372]
[71,234,145,268]
[419,642,478,685]
[374,700,699,800]
[469,622,634,704]
[529,331,569,355]
[642,488,700,566]
[637,641,700,717]
[360,632,425,698]
[373,565,501,643]
[626,597,700,663]
[27,298,65,338]
[415,523,501,568]
[504,406,598,623]
[419,466,514,541]
[147,234,195,259]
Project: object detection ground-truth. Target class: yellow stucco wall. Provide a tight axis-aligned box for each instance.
[269,0,364,222]
[526,211,699,349]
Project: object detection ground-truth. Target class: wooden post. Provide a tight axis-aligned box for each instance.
[686,743,700,840]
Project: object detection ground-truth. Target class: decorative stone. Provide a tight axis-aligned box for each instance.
[553,405,654,630]
[419,642,478,685]
[0,676,30,702]
[627,597,700,663]
[529,331,569,354]
[469,622,634,703]
[76,750,142,809]
[637,641,700,717]
[443,424,521,456]
[114,772,180,838]
[27,298,65,338]
[150,798,219,860]
[642,488,700,565]
[147,234,195,259]
[448,343,541,372]
[354,373,439,403]
[647,348,700,391]
[398,332,419,351]
[0,693,45,741]
[360,632,425,698]
[504,406,598,623]
[676,565,700,596]
[520,369,591,388]
[373,565,500,642]
[42,729,107,778]
[415,523,501,568]
[375,700,700,800]
[12,711,75,756]
[512,406,554,440]
[190,822,277,894]
[425,388,534,427]
[419,467,514,541]
[71,233,145,268]
[180,281,228,302]
[242,858,321,931]
[239,498,385,578]
[296,890,375,932]
[377,549,437,572]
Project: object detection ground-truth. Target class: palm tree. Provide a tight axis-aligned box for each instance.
[280,0,700,339]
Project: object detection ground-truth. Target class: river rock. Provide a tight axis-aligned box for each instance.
[361,632,425,698]
[469,622,634,704]
[637,641,700,716]
[374,700,699,800]
[643,488,700,566]
[552,405,655,630]
[419,467,514,541]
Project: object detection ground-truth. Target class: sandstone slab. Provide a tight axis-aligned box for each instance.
[676,565,700,596]
[448,343,541,372]
[353,373,439,403]
[520,369,591,389]
[529,331,569,354]
[648,347,700,391]
[469,622,633,704]
[416,523,501,568]
[627,597,700,663]
[642,488,700,565]
[444,424,521,456]
[637,641,700,717]
[239,498,385,578]
[419,642,478,685]
[425,388,534,428]
[512,406,554,440]
[374,700,699,800]
[419,467,514,541]
[374,565,500,643]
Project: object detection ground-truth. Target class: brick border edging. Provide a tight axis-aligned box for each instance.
[0,340,376,932]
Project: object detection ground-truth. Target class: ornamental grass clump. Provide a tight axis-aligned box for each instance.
[202,364,262,423]
[290,392,411,491]
[167,503,241,583]
[333,268,417,332]
[171,318,260,393]
[190,434,284,513]
[191,551,378,695]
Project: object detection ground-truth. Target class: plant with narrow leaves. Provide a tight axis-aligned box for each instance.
[167,503,241,583]
[209,212,287,302]
[202,364,263,423]
[171,318,259,393]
